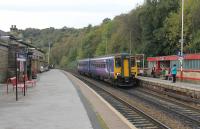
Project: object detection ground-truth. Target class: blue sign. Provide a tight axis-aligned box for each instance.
[177,51,185,57]
[17,53,27,61]
[177,51,181,56]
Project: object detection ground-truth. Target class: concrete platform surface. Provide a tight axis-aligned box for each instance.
[0,69,93,129]
[138,76,200,91]
[138,76,200,99]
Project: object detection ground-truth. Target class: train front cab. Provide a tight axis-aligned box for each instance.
[114,54,134,86]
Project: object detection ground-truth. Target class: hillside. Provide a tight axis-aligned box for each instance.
[20,0,200,69]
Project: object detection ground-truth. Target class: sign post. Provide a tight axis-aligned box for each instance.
[180,0,184,81]
[16,52,27,98]
[179,56,184,81]
[15,52,18,101]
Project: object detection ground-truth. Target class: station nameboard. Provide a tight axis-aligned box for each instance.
[17,53,26,61]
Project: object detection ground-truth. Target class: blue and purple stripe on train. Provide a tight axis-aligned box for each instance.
[77,53,138,87]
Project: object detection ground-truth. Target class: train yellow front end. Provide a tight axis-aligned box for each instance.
[114,53,137,86]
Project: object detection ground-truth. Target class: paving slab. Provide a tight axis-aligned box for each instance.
[0,69,93,129]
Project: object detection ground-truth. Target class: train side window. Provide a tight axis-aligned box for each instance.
[115,58,121,67]
[131,58,135,67]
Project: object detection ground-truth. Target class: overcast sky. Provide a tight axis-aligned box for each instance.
[0,0,144,31]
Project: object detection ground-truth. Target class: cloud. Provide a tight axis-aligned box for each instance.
[0,0,142,12]
[0,0,144,31]
[0,11,116,30]
[0,4,133,13]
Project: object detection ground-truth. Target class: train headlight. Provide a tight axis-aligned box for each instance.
[131,73,135,78]
[116,73,121,76]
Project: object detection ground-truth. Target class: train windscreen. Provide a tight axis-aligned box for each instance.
[115,58,121,68]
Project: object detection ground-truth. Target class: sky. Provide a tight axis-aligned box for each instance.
[0,0,144,31]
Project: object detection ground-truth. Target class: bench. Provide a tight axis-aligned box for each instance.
[7,77,26,94]
[23,74,36,87]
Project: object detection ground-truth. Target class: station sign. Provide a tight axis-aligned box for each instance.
[17,53,27,62]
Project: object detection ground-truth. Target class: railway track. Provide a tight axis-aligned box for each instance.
[70,71,200,128]
[72,73,170,129]
[124,88,200,128]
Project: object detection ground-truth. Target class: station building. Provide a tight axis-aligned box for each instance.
[0,36,9,82]
[147,54,200,83]
[0,29,46,83]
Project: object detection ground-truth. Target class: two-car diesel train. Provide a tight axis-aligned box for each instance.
[77,53,138,87]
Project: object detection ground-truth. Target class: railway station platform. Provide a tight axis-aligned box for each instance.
[0,69,93,129]
[137,76,200,101]
[0,69,136,129]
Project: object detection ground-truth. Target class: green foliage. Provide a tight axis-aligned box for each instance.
[20,0,200,69]
[60,56,68,68]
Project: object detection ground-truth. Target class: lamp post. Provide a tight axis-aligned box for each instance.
[181,0,184,58]
[180,0,184,80]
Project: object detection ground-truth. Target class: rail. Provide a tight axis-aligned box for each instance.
[72,73,170,129]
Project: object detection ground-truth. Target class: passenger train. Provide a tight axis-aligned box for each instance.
[77,53,138,87]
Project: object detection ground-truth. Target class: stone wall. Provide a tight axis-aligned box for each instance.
[0,43,8,82]
[8,44,17,78]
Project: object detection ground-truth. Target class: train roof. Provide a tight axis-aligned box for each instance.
[78,53,130,62]
[78,58,90,62]
[94,53,130,58]
[90,56,114,61]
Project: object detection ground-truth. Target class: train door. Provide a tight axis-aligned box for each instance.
[107,59,110,77]
[122,56,130,77]
[114,57,122,79]
[130,56,138,77]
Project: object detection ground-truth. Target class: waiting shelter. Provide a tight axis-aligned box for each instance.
[147,54,200,83]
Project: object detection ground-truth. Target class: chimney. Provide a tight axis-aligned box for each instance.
[10,25,18,32]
